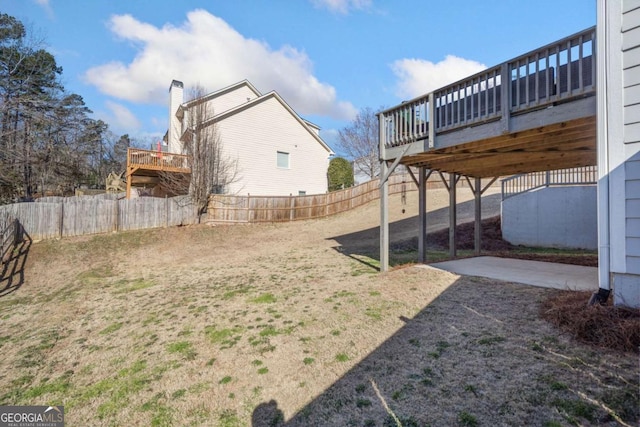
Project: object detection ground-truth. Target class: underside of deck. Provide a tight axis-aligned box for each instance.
[400,115,596,178]
[126,148,191,198]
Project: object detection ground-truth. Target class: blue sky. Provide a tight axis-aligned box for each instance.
[2,0,595,152]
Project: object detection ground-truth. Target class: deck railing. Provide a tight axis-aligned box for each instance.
[501,166,597,200]
[127,148,190,171]
[380,26,596,149]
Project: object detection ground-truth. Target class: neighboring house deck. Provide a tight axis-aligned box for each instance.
[378,27,597,271]
[125,148,190,198]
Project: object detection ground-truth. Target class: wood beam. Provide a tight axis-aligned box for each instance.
[449,173,457,258]
[407,149,596,178]
[436,116,595,154]
[418,167,427,263]
[380,160,389,272]
[474,176,481,256]
[130,176,161,185]
[403,136,596,168]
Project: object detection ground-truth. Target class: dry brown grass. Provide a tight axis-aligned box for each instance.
[0,189,637,426]
[541,291,640,354]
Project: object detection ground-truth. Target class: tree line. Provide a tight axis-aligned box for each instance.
[0,11,384,203]
[0,13,139,203]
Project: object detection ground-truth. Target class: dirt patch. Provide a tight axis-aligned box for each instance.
[0,190,636,426]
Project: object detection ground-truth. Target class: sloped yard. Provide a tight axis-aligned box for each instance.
[0,189,637,426]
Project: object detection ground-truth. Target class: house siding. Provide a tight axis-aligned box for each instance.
[602,0,640,305]
[216,96,331,196]
[204,85,260,116]
[623,4,640,282]
[168,81,184,153]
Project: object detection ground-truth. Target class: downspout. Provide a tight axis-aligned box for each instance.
[592,0,611,304]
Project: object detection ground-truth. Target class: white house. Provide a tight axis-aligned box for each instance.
[598,0,640,307]
[166,80,334,196]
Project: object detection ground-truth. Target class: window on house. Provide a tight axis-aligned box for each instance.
[277,151,289,168]
[298,191,306,196]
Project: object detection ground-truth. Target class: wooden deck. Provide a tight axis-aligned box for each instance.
[379,27,597,177]
[378,26,597,272]
[126,148,191,198]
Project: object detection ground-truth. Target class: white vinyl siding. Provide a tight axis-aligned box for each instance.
[214,95,331,196]
[626,158,640,272]
[203,85,259,117]
[623,3,640,273]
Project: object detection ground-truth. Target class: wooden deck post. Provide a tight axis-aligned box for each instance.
[418,167,427,263]
[449,173,457,258]
[126,168,132,200]
[380,160,389,272]
[468,176,498,256]
[474,177,482,256]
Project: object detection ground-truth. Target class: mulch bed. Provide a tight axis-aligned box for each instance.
[541,291,640,354]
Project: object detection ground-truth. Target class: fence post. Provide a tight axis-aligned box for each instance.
[247,194,251,223]
[13,218,21,245]
[289,194,294,221]
[165,196,169,228]
[349,186,354,210]
[59,201,64,239]
[113,200,118,232]
[325,193,329,217]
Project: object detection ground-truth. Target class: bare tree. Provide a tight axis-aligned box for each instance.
[164,84,238,221]
[337,106,382,181]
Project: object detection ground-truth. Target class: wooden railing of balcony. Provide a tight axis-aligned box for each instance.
[127,148,191,173]
[380,26,596,150]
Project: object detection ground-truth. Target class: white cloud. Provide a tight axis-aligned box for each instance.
[310,0,372,14]
[83,10,356,121]
[33,0,54,18]
[391,55,487,100]
[97,101,142,133]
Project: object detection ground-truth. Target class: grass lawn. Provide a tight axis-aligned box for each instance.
[0,190,637,426]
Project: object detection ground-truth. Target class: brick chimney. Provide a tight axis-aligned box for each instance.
[168,80,184,153]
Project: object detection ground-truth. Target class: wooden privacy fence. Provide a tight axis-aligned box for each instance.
[0,212,21,263]
[208,174,416,223]
[0,195,197,241]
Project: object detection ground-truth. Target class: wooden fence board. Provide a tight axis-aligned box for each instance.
[207,174,418,224]
[62,199,117,237]
[0,202,62,240]
[0,195,197,240]
[0,174,464,239]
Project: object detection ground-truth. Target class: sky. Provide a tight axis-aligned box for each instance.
[1,0,596,154]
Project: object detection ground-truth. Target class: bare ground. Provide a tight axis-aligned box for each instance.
[0,188,636,426]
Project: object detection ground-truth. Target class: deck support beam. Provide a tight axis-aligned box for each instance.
[379,144,412,272]
[126,168,132,199]
[380,160,389,272]
[418,167,428,263]
[449,173,458,258]
[474,177,482,256]
[465,176,499,256]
